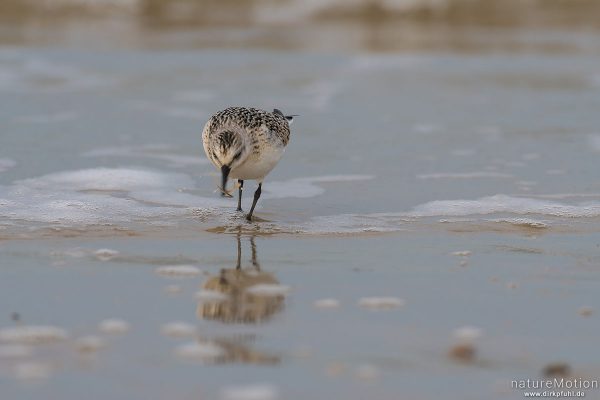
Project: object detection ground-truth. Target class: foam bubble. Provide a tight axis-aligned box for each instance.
[94,248,120,261]
[313,298,341,309]
[489,218,549,229]
[358,297,405,310]
[451,251,472,257]
[98,319,130,334]
[220,384,279,400]
[453,326,483,343]
[0,325,68,344]
[155,265,201,278]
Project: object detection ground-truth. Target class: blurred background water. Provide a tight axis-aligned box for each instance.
[1,1,600,399]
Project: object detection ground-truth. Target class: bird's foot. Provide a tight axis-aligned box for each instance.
[217,186,233,197]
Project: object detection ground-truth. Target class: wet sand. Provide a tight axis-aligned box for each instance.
[1,4,600,399]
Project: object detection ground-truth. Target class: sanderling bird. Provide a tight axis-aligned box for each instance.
[202,107,294,221]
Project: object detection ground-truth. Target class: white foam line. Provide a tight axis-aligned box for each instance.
[2,165,599,235]
[406,194,600,218]
[487,218,549,228]
[0,170,374,227]
[278,194,600,234]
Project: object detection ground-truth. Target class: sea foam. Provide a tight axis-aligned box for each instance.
[1,164,598,236]
[0,168,196,225]
[0,169,374,230]
[407,194,600,218]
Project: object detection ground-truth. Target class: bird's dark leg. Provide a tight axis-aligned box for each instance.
[220,165,232,197]
[237,180,244,211]
[250,235,260,271]
[246,183,262,221]
[236,227,242,270]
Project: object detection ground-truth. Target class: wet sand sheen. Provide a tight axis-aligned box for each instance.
[1,20,600,400]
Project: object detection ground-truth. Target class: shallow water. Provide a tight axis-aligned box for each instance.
[1,15,600,400]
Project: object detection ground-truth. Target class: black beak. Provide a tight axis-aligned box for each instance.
[285,114,298,123]
[221,165,232,197]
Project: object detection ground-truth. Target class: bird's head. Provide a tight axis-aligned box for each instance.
[214,129,248,196]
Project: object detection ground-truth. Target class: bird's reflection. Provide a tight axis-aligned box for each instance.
[209,335,279,365]
[197,230,285,324]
